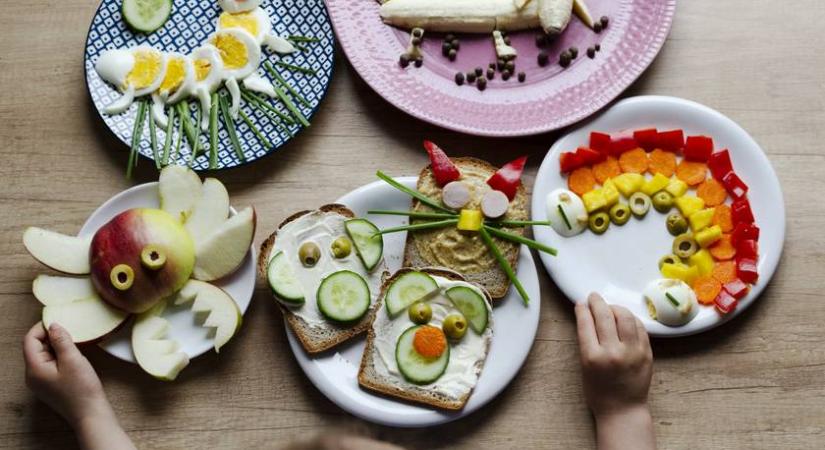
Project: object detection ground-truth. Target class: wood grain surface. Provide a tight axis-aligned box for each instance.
[1,0,824,448]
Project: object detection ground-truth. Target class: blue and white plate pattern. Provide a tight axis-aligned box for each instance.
[85,0,335,171]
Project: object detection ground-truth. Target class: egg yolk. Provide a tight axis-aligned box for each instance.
[159,57,186,93]
[126,49,163,90]
[194,58,212,81]
[211,33,249,70]
[218,11,259,38]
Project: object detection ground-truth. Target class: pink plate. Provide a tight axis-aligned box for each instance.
[325,0,676,136]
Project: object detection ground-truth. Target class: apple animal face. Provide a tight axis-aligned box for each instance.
[90,208,195,313]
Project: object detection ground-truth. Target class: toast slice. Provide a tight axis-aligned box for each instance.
[403,157,528,299]
[358,267,493,410]
[258,204,389,354]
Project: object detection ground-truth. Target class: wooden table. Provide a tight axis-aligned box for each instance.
[2,0,824,448]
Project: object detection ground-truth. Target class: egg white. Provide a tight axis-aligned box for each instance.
[218,0,262,14]
[151,52,196,128]
[189,45,225,131]
[643,278,699,327]
[96,45,167,114]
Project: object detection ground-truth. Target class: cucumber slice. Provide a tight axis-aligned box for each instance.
[344,219,383,271]
[445,286,489,334]
[396,325,449,385]
[122,0,172,33]
[316,270,370,322]
[385,271,438,317]
[267,252,304,305]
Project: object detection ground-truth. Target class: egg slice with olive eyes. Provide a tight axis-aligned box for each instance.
[189,45,225,131]
[644,278,699,327]
[546,188,587,237]
[218,0,262,14]
[151,52,196,129]
[95,45,167,114]
[207,29,261,118]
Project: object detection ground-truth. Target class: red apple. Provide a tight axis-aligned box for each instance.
[90,208,195,313]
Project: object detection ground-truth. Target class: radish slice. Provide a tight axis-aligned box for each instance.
[442,181,471,209]
[481,190,509,219]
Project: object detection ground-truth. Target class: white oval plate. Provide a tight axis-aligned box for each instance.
[283,177,541,427]
[79,182,256,362]
[531,96,785,337]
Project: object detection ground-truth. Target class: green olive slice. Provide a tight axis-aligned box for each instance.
[672,234,699,259]
[658,254,682,270]
[588,212,610,234]
[629,192,651,218]
[666,213,689,236]
[652,191,674,213]
[609,203,631,226]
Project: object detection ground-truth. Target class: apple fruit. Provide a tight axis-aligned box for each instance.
[192,206,255,281]
[132,300,189,380]
[174,280,241,353]
[158,165,203,223]
[42,295,129,344]
[32,275,96,306]
[89,208,195,313]
[184,178,229,244]
[23,228,91,274]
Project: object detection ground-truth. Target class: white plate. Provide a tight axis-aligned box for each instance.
[79,182,256,362]
[283,177,541,427]
[531,95,785,337]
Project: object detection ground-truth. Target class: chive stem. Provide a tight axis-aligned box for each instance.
[188,105,203,167]
[479,227,529,305]
[665,292,680,307]
[127,101,147,178]
[374,219,458,236]
[271,79,310,127]
[558,204,572,230]
[375,170,453,214]
[367,210,457,220]
[490,219,553,227]
[218,94,246,162]
[483,225,558,256]
[148,111,159,169]
[240,89,295,124]
[275,61,317,76]
[209,93,219,170]
[238,108,272,149]
[264,61,311,108]
[172,112,183,163]
[288,35,320,43]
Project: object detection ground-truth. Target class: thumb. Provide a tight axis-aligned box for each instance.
[47,323,81,360]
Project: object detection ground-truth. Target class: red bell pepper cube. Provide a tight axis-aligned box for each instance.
[736,258,759,284]
[731,222,760,246]
[722,172,749,199]
[423,140,461,186]
[724,279,749,299]
[657,129,685,153]
[708,149,733,180]
[714,289,739,314]
[731,198,755,224]
[684,135,714,162]
[488,156,527,201]
[737,239,759,260]
[575,147,606,165]
[633,128,659,151]
[559,151,584,173]
[609,132,638,155]
[589,132,612,154]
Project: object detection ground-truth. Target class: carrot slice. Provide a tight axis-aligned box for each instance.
[618,148,649,174]
[568,166,597,196]
[693,275,722,305]
[709,234,736,260]
[712,204,734,233]
[592,156,621,184]
[413,326,447,358]
[712,261,737,284]
[675,160,708,186]
[697,178,727,206]
[648,149,677,177]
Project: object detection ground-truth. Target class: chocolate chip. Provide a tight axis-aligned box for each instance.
[476,77,487,91]
[595,43,601,51]
[600,16,609,27]
[569,46,579,59]
[587,47,596,58]
[455,72,465,85]
[411,37,422,46]
[448,49,457,61]
[442,42,451,56]
[594,22,603,33]
[505,60,515,72]
[414,57,423,68]
[399,54,410,68]
[467,72,476,83]
[537,51,549,67]
[559,51,572,67]
[535,34,547,48]
[502,70,511,81]
[518,72,526,82]
[475,67,483,76]
[486,67,495,80]
[445,33,455,42]
[451,39,460,50]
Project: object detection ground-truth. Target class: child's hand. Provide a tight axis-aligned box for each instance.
[22,322,112,427]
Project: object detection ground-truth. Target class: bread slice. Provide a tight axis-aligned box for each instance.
[358,267,493,410]
[403,157,528,299]
[258,204,389,354]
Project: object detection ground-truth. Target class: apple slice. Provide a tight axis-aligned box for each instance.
[132,300,189,381]
[174,280,241,352]
[42,295,129,344]
[192,207,255,281]
[158,166,203,223]
[33,275,96,306]
[23,227,91,274]
[184,178,229,244]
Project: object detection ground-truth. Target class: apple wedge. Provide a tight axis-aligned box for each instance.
[184,178,230,245]
[158,166,203,223]
[132,300,189,381]
[174,280,241,353]
[192,207,255,281]
[42,295,129,344]
[23,227,91,275]
[33,275,97,306]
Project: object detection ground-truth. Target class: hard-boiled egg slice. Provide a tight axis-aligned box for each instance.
[218,0,262,14]
[644,278,699,327]
[546,188,588,237]
[242,72,276,98]
[151,53,196,128]
[96,45,167,114]
[208,29,260,81]
[189,45,225,131]
[217,7,272,45]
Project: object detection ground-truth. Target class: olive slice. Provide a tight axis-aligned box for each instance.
[673,234,699,258]
[110,264,134,291]
[629,192,651,218]
[330,236,352,259]
[609,203,631,226]
[588,212,610,234]
[652,191,675,213]
[658,254,681,270]
[140,244,166,270]
[666,213,689,236]
[298,242,321,267]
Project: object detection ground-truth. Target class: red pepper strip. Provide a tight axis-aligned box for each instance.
[736,258,759,284]
[487,156,527,201]
[589,131,612,154]
[423,140,461,186]
[715,289,739,314]
[657,129,685,153]
[732,222,760,246]
[708,149,733,180]
[575,147,605,165]
[559,152,584,173]
[731,198,755,224]
[610,131,638,155]
[738,239,759,260]
[684,135,714,162]
[724,278,749,299]
[722,172,749,199]
[633,128,659,151]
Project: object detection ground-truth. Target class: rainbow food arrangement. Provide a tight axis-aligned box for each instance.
[23,166,256,379]
[552,128,760,326]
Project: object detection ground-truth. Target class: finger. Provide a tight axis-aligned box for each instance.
[574,301,599,353]
[612,306,639,344]
[587,293,618,344]
[22,323,54,366]
[636,317,653,358]
[47,323,81,363]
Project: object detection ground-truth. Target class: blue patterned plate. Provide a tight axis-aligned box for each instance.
[85,0,335,171]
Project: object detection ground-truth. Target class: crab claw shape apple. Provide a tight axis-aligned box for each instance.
[23,228,91,275]
[185,178,230,244]
[41,293,129,344]
[132,300,190,381]
[192,206,256,281]
[159,165,203,223]
[174,280,241,353]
